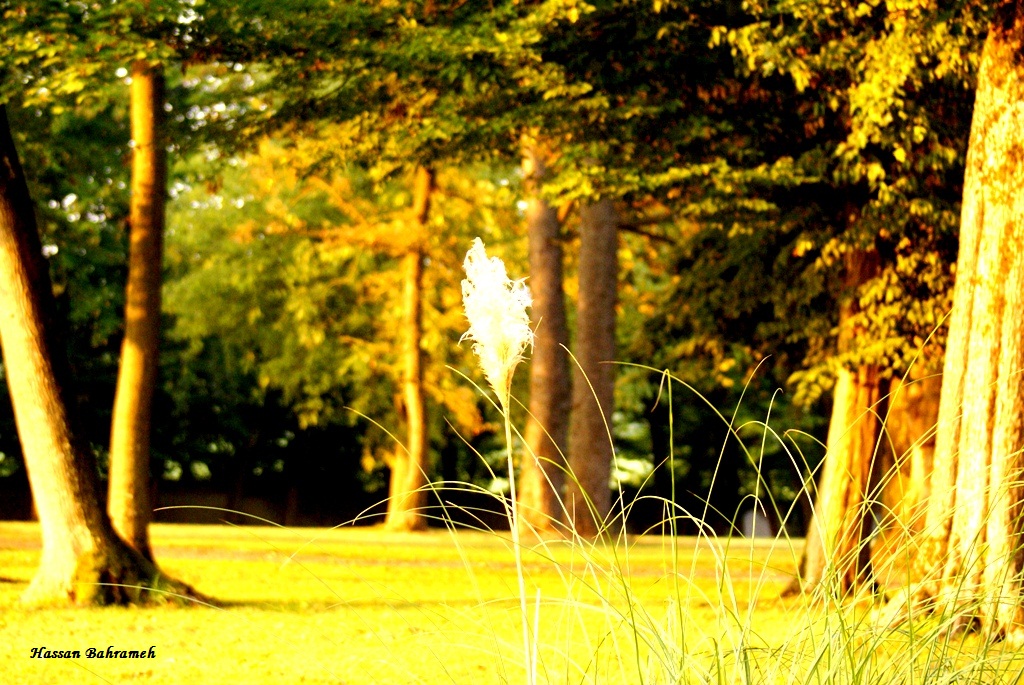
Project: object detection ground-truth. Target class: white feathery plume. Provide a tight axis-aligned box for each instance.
[461,237,538,685]
[460,237,533,409]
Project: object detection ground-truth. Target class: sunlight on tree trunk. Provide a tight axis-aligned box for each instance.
[0,105,198,606]
[788,250,884,597]
[518,141,570,537]
[109,61,166,561]
[385,167,434,532]
[882,5,1024,640]
[871,369,939,582]
[566,199,617,538]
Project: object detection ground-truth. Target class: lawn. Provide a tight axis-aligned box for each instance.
[1,521,1020,684]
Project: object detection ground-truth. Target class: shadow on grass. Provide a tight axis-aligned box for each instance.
[216,597,506,612]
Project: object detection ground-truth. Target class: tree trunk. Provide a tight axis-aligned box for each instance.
[385,167,433,532]
[887,5,1024,640]
[518,143,570,537]
[566,199,618,538]
[871,369,939,579]
[108,61,166,561]
[787,250,884,596]
[0,105,198,606]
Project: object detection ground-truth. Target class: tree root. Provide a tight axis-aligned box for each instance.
[21,544,213,608]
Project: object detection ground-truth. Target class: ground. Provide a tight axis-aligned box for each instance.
[0,522,1020,684]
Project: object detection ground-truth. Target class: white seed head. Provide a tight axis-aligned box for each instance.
[460,238,533,408]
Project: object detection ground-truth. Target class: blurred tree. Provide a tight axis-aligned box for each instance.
[0,1,165,569]
[108,61,166,561]
[519,140,570,536]
[386,166,434,531]
[214,0,569,528]
[791,249,883,595]
[162,150,386,509]
[566,199,618,537]
[101,0,372,555]
[532,0,814,535]
[162,139,524,524]
[0,90,131,504]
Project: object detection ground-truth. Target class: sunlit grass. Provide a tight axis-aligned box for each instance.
[0,521,790,684]
[3,518,1020,684]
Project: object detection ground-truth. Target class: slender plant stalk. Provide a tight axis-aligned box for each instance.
[459,238,537,685]
[502,403,535,685]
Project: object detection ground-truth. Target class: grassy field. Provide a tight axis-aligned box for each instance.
[1,521,1021,684]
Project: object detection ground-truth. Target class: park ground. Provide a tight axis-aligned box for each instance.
[1,521,1021,684]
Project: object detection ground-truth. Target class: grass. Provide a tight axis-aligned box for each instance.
[2,519,1022,684]
[0,521,783,684]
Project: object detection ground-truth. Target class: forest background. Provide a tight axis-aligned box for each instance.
[0,0,991,601]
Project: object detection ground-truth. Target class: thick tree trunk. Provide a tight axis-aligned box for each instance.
[385,167,433,532]
[788,250,884,596]
[518,143,570,537]
[108,61,166,561]
[885,6,1024,640]
[796,365,885,595]
[0,105,197,606]
[565,199,618,538]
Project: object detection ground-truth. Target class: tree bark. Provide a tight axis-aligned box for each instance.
[871,369,939,577]
[886,5,1024,640]
[566,199,618,538]
[0,105,198,606]
[108,61,166,561]
[385,167,433,532]
[518,143,570,537]
[787,250,885,596]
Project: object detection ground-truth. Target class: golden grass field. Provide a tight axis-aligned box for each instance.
[1,521,1020,684]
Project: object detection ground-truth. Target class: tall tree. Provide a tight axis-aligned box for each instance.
[518,140,570,536]
[385,166,434,531]
[108,61,167,561]
[0,105,195,605]
[566,199,618,538]
[727,0,970,585]
[788,249,885,595]
[886,2,1024,640]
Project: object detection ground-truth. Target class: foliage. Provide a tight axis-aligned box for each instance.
[725,0,975,383]
[588,0,973,496]
[162,137,537,495]
[0,0,992,532]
